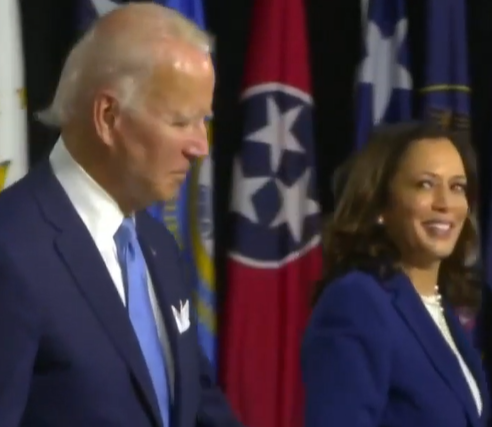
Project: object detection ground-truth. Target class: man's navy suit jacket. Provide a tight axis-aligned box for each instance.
[0,160,241,427]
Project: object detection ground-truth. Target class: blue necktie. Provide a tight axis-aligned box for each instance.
[114,218,170,427]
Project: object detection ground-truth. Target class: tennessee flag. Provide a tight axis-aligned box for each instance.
[0,0,28,191]
[220,0,322,426]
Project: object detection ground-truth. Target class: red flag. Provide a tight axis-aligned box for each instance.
[220,0,322,426]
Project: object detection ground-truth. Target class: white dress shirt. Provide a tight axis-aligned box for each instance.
[421,296,482,415]
[50,138,175,396]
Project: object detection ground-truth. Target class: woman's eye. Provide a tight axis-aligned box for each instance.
[452,183,467,192]
[417,180,433,189]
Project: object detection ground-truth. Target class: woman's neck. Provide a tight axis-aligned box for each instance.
[400,263,440,296]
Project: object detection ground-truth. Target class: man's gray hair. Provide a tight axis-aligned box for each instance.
[36,2,214,128]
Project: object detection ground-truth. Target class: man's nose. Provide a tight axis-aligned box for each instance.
[193,136,210,157]
[186,124,210,158]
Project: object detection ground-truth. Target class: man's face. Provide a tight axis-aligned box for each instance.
[109,45,214,207]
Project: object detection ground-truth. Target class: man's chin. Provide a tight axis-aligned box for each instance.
[157,189,179,204]
[142,183,182,207]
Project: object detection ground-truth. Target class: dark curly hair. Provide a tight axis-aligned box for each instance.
[312,121,481,309]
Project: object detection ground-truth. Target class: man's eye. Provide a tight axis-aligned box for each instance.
[172,120,190,128]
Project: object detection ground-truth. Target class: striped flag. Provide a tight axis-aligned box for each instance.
[0,0,28,191]
[355,0,412,148]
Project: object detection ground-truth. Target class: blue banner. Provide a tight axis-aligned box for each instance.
[77,0,217,373]
[149,0,217,374]
[421,0,470,129]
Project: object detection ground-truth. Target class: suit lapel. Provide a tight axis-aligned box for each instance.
[31,162,163,427]
[445,306,489,424]
[137,213,187,427]
[387,273,480,426]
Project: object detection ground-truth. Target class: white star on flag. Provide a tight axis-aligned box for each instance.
[245,96,305,173]
[230,158,269,224]
[270,169,320,242]
[358,18,412,124]
[232,95,319,241]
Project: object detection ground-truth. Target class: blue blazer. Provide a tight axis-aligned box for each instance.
[475,281,492,427]
[301,270,490,427]
[0,161,241,427]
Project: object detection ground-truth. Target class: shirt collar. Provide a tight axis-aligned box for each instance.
[49,137,124,246]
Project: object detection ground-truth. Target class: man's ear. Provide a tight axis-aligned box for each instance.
[93,91,120,147]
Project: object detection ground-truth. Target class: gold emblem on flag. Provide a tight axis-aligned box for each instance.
[428,108,470,131]
[0,88,27,115]
[0,161,11,191]
[162,198,183,248]
[206,121,213,146]
[16,87,27,109]
[435,110,453,129]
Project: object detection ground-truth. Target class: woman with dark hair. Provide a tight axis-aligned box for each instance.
[302,122,489,427]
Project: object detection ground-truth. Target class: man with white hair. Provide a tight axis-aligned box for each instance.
[0,3,242,427]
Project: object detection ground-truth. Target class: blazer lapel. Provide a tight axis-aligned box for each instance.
[387,273,480,426]
[136,213,187,427]
[445,306,489,424]
[31,162,163,427]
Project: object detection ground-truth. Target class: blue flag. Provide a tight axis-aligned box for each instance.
[421,0,470,129]
[77,0,121,33]
[421,0,477,338]
[355,0,412,149]
[165,0,205,23]
[77,0,217,372]
[149,0,217,373]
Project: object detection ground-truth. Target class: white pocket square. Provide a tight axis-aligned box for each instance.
[171,299,190,334]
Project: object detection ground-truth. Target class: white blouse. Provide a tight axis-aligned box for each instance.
[421,295,482,415]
